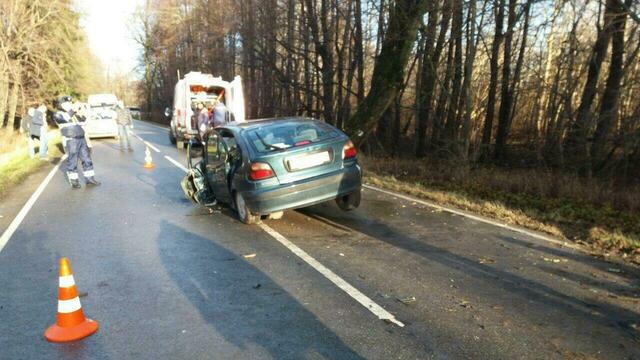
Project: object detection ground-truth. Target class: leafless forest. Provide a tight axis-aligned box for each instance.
[0,0,101,130]
[137,0,640,183]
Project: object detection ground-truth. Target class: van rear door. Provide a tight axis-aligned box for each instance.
[227,76,246,123]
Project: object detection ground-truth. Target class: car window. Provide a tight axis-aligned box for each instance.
[207,134,219,163]
[247,121,339,153]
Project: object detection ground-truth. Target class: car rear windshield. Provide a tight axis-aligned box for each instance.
[247,121,340,153]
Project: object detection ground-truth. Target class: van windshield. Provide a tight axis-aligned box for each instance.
[247,121,339,153]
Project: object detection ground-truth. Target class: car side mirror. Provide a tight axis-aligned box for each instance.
[164,107,171,118]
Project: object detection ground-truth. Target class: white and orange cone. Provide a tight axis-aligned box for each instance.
[143,146,155,169]
[44,258,99,343]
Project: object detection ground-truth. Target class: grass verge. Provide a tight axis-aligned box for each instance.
[361,156,640,263]
[0,131,62,199]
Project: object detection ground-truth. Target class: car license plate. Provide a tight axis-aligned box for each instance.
[287,151,331,171]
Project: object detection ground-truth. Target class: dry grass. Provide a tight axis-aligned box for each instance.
[0,128,28,160]
[361,155,640,258]
[0,130,62,199]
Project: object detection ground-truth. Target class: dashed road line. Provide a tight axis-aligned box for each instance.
[259,223,405,327]
[363,184,579,251]
[0,155,68,254]
[160,151,404,327]
[144,141,161,153]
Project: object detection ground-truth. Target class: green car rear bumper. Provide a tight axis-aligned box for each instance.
[242,164,362,215]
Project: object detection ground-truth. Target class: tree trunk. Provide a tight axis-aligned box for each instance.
[591,0,630,171]
[354,0,365,104]
[345,0,430,144]
[443,0,464,147]
[415,0,449,156]
[0,71,8,127]
[564,0,618,174]
[480,0,505,159]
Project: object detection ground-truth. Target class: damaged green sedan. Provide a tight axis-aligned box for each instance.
[181,117,362,224]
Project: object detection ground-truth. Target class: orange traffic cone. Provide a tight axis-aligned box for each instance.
[44,258,99,343]
[143,146,155,169]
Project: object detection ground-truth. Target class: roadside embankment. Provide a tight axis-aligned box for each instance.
[361,155,640,264]
[0,129,62,199]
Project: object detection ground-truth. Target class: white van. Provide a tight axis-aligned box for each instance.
[86,94,119,138]
[167,72,245,148]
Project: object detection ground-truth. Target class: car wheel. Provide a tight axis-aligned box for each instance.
[169,129,177,144]
[267,211,284,220]
[336,189,361,211]
[235,192,260,224]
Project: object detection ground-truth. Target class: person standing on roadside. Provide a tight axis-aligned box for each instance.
[197,102,210,144]
[211,99,228,128]
[116,101,132,151]
[23,103,49,160]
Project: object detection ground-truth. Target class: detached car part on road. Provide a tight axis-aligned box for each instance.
[181,117,362,224]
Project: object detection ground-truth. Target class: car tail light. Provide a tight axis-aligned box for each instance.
[343,140,357,159]
[249,162,275,181]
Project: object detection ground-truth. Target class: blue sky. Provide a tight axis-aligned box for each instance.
[74,0,144,75]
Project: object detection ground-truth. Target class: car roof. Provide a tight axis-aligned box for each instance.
[221,117,321,132]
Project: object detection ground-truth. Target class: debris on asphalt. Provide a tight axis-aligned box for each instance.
[607,268,622,273]
[543,257,567,263]
[78,291,88,298]
[339,253,345,257]
[459,300,472,308]
[253,283,261,289]
[243,253,257,259]
[478,257,496,264]
[397,296,416,305]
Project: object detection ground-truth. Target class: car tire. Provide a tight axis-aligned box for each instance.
[267,211,284,220]
[336,189,361,211]
[234,192,260,224]
[169,129,177,145]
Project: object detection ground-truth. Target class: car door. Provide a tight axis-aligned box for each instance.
[205,133,231,203]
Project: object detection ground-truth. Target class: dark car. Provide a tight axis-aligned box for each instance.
[182,117,362,224]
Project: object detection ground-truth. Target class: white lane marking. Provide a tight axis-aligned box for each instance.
[58,297,82,313]
[144,141,161,153]
[159,156,404,327]
[0,155,67,254]
[130,130,161,153]
[164,155,189,173]
[259,223,405,327]
[363,184,580,251]
[59,275,76,288]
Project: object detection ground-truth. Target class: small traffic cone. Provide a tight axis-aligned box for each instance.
[44,258,99,343]
[143,146,155,169]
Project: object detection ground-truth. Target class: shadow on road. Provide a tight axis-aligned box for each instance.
[299,206,640,342]
[156,220,365,359]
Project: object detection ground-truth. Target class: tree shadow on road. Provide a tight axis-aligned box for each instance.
[156,220,365,359]
[299,206,640,344]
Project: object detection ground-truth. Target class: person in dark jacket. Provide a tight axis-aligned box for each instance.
[23,104,49,160]
[53,95,100,189]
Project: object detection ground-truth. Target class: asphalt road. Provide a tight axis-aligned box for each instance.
[0,120,638,360]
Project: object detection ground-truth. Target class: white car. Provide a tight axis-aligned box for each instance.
[86,94,119,138]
